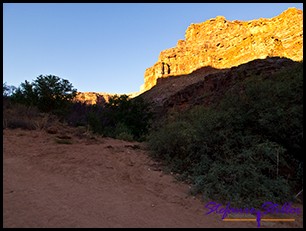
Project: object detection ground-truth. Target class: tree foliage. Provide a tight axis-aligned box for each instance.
[65,94,152,141]
[88,95,152,141]
[3,82,16,97]
[11,75,77,113]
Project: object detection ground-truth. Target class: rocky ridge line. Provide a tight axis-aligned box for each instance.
[141,7,303,92]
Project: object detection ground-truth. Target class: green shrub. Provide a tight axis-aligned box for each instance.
[147,61,303,208]
[190,139,292,207]
[147,119,197,172]
[75,94,152,141]
[114,122,134,141]
[105,95,152,140]
[87,110,104,134]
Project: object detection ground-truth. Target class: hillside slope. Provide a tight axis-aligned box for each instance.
[138,57,299,117]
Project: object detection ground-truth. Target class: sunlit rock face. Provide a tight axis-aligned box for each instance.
[74,92,114,105]
[141,7,303,92]
[74,92,140,105]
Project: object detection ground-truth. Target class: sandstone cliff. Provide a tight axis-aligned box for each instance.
[74,92,114,105]
[74,92,140,105]
[141,7,303,92]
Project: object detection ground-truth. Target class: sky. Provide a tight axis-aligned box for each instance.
[3,3,303,94]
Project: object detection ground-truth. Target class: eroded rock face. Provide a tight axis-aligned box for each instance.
[74,92,114,105]
[74,92,140,105]
[141,7,303,92]
[139,57,301,117]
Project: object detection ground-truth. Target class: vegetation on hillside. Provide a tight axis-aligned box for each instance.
[3,61,303,207]
[9,75,77,114]
[3,76,76,130]
[3,76,152,142]
[147,61,303,207]
[66,94,152,141]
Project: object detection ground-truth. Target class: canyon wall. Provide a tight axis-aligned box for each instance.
[141,7,303,92]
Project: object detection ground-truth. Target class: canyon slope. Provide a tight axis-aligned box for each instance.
[141,7,303,92]
[138,57,301,116]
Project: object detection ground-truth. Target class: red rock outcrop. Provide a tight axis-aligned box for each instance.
[74,92,115,105]
[74,92,141,105]
[141,7,303,92]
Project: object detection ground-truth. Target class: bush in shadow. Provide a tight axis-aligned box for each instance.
[147,61,303,208]
[3,94,62,131]
[65,95,152,141]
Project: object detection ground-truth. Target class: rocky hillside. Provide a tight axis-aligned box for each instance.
[141,7,303,92]
[138,57,301,116]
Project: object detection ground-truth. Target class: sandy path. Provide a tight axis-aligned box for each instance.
[3,128,303,228]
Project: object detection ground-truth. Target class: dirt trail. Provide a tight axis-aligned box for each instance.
[3,128,303,228]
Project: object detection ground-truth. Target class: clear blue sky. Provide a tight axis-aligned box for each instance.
[3,3,303,94]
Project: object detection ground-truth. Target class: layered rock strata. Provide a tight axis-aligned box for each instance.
[141,7,303,92]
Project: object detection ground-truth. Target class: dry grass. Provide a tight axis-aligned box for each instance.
[3,101,60,131]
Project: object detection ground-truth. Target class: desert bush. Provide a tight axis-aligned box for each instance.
[5,118,37,130]
[104,95,152,140]
[114,122,134,141]
[189,136,292,207]
[3,103,40,130]
[65,101,90,127]
[3,99,61,131]
[66,94,152,141]
[148,118,198,172]
[147,61,303,208]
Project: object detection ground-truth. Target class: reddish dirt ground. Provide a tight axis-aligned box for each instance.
[3,128,303,228]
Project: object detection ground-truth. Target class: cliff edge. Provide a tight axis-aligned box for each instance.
[141,7,303,92]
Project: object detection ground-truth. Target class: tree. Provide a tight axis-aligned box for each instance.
[33,75,77,112]
[3,82,17,97]
[11,75,77,113]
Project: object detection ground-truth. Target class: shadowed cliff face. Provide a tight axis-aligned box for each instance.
[141,7,303,92]
[138,57,301,117]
